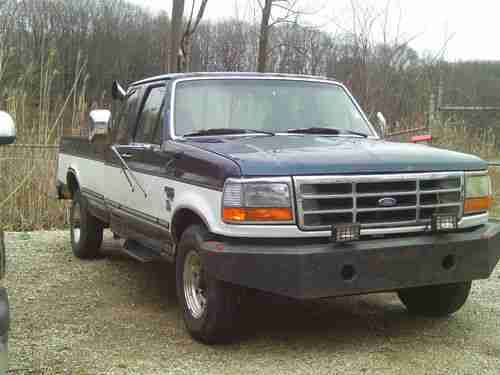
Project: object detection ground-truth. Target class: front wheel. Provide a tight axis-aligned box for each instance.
[398,281,472,317]
[70,190,104,259]
[176,224,240,344]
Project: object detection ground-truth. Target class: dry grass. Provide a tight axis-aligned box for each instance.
[433,120,497,161]
[432,119,500,217]
[0,50,88,232]
[0,145,68,231]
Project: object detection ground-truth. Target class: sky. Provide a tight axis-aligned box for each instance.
[130,0,500,61]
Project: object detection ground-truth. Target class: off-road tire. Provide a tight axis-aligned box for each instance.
[398,281,472,317]
[176,224,240,344]
[70,190,104,259]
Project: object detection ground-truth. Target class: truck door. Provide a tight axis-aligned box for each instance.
[118,84,170,242]
[104,86,144,235]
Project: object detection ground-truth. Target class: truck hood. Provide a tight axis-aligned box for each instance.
[184,135,488,176]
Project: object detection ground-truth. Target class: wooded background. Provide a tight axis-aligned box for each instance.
[0,0,499,230]
[0,0,498,141]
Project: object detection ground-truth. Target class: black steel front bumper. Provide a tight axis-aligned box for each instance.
[201,222,500,299]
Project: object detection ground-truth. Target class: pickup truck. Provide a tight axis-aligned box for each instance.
[55,72,500,344]
[0,111,15,369]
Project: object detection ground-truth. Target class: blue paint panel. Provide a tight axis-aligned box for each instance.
[185,135,487,176]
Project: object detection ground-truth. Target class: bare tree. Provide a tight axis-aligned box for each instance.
[256,0,301,72]
[180,0,208,72]
[327,0,425,125]
[169,0,185,73]
[257,0,273,72]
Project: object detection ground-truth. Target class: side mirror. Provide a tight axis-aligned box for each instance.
[376,112,387,138]
[0,111,16,145]
[112,81,127,101]
[89,109,111,142]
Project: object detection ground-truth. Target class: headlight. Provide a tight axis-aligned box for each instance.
[222,179,294,224]
[464,172,493,215]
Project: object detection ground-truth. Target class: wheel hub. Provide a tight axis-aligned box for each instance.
[183,250,207,319]
[72,202,81,244]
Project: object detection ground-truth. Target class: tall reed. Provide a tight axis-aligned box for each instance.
[0,50,89,231]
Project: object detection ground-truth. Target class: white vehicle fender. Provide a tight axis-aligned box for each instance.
[171,188,221,234]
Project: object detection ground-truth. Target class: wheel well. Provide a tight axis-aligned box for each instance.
[67,172,79,199]
[172,208,206,243]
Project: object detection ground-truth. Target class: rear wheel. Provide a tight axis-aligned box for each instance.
[398,281,472,317]
[176,224,240,344]
[70,190,104,259]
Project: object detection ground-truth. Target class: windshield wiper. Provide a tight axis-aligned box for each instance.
[184,128,275,137]
[286,127,368,138]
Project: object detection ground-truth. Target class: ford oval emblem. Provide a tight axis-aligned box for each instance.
[378,197,397,207]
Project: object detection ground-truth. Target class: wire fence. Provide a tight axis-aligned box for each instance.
[0,144,68,231]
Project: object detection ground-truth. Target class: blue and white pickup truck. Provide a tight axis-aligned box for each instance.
[55,72,500,344]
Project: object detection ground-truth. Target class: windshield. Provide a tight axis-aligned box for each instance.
[173,79,374,137]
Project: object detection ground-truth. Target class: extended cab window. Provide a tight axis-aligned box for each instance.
[114,89,139,144]
[135,85,166,144]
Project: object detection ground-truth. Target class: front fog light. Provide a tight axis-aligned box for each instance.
[432,214,458,232]
[332,223,361,243]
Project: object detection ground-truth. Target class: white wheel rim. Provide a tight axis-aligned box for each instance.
[183,250,207,319]
[72,202,81,244]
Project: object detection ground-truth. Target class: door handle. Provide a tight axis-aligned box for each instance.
[164,152,183,171]
[120,153,133,159]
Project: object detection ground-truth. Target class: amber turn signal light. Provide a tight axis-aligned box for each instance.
[223,207,293,222]
[464,196,493,215]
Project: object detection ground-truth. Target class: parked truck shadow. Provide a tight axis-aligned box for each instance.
[238,291,449,344]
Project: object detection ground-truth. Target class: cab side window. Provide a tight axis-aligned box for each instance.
[114,88,140,145]
[135,85,166,145]
[152,101,165,145]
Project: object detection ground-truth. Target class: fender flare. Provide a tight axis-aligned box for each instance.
[66,166,81,197]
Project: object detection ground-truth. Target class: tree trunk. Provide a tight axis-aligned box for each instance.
[182,37,192,72]
[181,0,208,72]
[257,0,272,73]
[169,0,185,73]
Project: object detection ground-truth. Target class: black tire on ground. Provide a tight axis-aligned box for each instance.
[70,190,104,259]
[397,281,472,317]
[176,224,240,344]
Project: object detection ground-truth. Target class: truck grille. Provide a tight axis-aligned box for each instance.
[294,172,464,231]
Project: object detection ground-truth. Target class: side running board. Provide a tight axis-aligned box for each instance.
[122,240,164,263]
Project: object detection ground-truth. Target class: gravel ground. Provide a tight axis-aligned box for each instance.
[4,230,500,374]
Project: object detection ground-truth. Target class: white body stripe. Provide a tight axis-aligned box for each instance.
[58,153,336,238]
